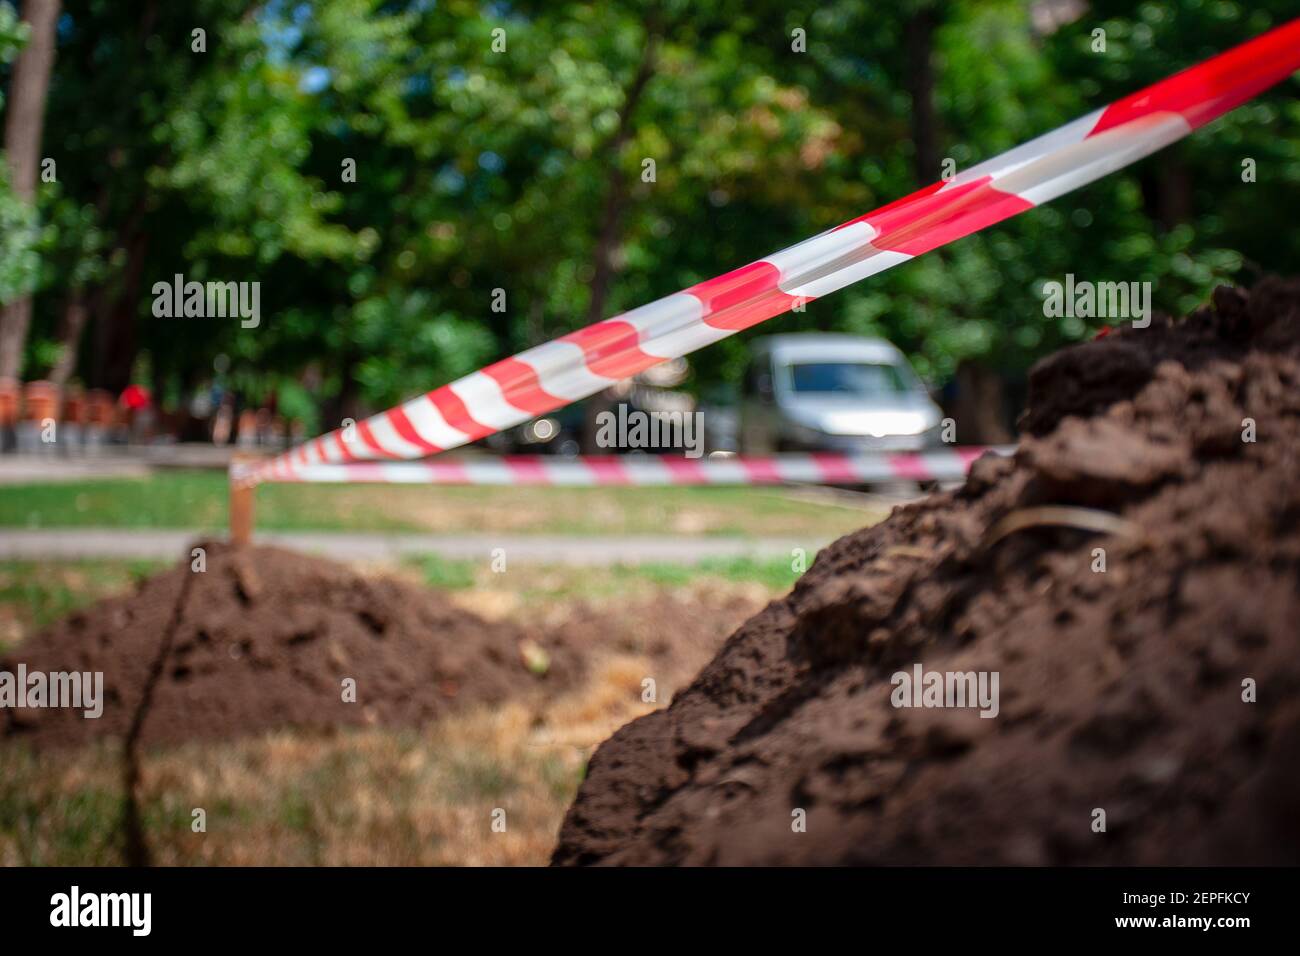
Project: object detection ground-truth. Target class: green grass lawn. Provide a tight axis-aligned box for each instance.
[0,469,878,537]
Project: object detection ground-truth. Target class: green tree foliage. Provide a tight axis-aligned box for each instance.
[5,0,1298,424]
[0,2,38,308]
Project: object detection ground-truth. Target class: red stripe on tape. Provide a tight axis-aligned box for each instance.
[428,384,493,442]
[834,181,946,232]
[689,261,800,331]
[333,432,360,463]
[583,456,630,484]
[356,419,402,459]
[866,177,1033,256]
[661,456,708,483]
[426,460,470,483]
[482,357,565,416]
[503,455,551,485]
[387,405,444,454]
[739,456,783,484]
[1090,18,1300,135]
[888,452,933,481]
[811,452,861,484]
[561,320,658,380]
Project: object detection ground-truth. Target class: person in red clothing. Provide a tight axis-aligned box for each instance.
[119,383,151,411]
[118,384,155,443]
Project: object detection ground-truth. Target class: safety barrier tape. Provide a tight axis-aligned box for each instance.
[242,447,1011,486]
[246,19,1300,486]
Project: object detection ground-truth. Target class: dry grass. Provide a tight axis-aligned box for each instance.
[0,648,697,866]
[282,483,883,537]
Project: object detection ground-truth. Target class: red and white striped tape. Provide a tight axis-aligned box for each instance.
[246,447,1009,486]
[247,20,1300,486]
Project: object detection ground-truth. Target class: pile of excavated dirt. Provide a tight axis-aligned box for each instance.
[1,543,760,751]
[2,543,572,749]
[553,278,1300,866]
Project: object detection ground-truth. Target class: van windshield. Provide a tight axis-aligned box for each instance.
[787,362,911,395]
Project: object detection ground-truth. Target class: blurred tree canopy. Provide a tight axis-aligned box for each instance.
[1,0,1297,433]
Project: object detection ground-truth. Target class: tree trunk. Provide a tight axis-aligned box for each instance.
[903,6,940,186]
[322,349,360,435]
[952,360,1012,444]
[48,183,113,386]
[1154,151,1193,231]
[584,33,658,326]
[0,0,62,381]
[48,295,88,387]
[92,229,148,392]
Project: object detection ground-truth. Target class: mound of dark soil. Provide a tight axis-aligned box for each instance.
[553,278,1300,866]
[1,543,582,749]
[2,543,763,752]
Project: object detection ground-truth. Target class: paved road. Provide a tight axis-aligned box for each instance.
[0,528,832,565]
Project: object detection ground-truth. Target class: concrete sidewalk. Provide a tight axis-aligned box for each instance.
[0,446,239,483]
[0,528,830,565]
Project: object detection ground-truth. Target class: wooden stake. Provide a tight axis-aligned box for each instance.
[229,455,256,546]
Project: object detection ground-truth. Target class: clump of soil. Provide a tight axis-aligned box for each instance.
[1,543,586,750]
[553,278,1300,866]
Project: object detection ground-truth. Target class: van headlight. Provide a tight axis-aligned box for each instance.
[522,418,559,444]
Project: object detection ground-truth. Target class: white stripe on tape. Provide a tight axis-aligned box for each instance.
[1002,112,1193,208]
[400,394,471,450]
[514,339,617,401]
[447,371,534,431]
[768,222,913,300]
[947,109,1105,188]
[364,414,429,459]
[618,293,724,359]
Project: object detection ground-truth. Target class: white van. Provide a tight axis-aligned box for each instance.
[739,334,944,453]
